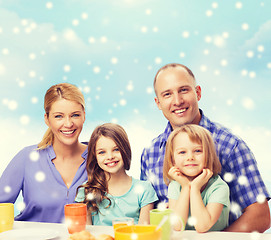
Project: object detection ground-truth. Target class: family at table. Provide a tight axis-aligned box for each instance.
[0,63,270,233]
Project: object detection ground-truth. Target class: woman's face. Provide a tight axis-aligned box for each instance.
[45,99,85,147]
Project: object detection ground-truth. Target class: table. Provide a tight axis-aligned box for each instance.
[0,221,270,240]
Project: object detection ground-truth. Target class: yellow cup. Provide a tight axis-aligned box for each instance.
[0,203,14,233]
[114,225,161,240]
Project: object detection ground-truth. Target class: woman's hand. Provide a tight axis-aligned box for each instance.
[168,166,190,187]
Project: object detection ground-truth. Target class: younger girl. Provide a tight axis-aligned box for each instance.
[163,124,230,232]
[76,123,158,225]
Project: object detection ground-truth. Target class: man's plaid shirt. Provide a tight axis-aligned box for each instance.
[140,109,270,224]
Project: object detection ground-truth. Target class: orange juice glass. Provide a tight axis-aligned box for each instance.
[115,225,161,240]
[112,217,134,231]
[64,203,87,234]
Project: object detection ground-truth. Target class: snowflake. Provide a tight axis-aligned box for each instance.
[111,57,118,64]
[2,48,9,55]
[63,65,71,72]
[119,99,127,106]
[212,2,218,8]
[126,81,134,91]
[29,71,36,78]
[250,231,261,240]
[141,26,148,33]
[93,66,101,74]
[100,36,107,43]
[7,100,18,110]
[182,31,190,38]
[86,193,95,201]
[256,194,266,204]
[72,19,79,26]
[230,202,241,214]
[179,52,186,58]
[131,233,138,240]
[246,51,254,58]
[257,45,264,52]
[81,13,88,20]
[29,151,40,162]
[20,115,30,125]
[242,23,249,30]
[35,171,46,182]
[4,186,11,193]
[238,175,249,185]
[155,57,162,64]
[134,184,144,194]
[145,9,152,15]
[235,2,243,9]
[157,202,167,211]
[146,87,153,94]
[206,10,213,17]
[241,98,255,110]
[88,37,96,44]
[17,201,26,212]
[224,172,234,182]
[187,216,197,227]
[46,2,53,9]
[83,86,91,94]
[153,27,159,32]
[29,53,36,60]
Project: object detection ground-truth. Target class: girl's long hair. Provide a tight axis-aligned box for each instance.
[163,124,221,186]
[80,123,131,213]
[38,83,85,149]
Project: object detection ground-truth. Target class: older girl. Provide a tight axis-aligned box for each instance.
[76,123,158,225]
[163,124,230,232]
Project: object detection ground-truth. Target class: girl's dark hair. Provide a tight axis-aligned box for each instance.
[79,123,131,213]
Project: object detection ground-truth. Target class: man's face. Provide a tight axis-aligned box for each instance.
[154,67,201,129]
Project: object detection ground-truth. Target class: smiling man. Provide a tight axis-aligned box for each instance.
[140,63,270,232]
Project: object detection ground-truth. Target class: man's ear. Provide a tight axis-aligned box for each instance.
[154,97,162,110]
[196,85,201,101]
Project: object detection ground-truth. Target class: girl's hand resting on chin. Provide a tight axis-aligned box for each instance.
[191,168,213,191]
[168,166,190,187]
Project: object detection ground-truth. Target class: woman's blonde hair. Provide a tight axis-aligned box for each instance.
[163,124,221,186]
[79,123,131,213]
[38,83,85,149]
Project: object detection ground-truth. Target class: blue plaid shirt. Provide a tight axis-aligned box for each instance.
[140,110,270,224]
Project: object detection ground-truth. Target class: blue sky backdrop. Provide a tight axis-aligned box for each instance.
[1,0,271,220]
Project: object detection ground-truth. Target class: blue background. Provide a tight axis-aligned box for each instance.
[0,0,270,230]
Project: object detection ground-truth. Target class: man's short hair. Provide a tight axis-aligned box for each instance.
[153,63,196,96]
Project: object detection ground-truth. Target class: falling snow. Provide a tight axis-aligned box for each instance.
[1,1,271,232]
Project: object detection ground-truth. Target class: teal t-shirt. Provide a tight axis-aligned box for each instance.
[168,175,230,231]
[76,177,158,225]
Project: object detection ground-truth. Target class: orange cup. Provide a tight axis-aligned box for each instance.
[64,203,87,234]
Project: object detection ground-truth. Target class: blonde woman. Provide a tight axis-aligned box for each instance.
[0,83,88,223]
[164,124,230,232]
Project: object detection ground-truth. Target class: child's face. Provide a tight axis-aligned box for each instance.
[173,132,205,178]
[95,136,125,175]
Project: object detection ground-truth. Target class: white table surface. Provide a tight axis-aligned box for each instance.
[0,221,270,240]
